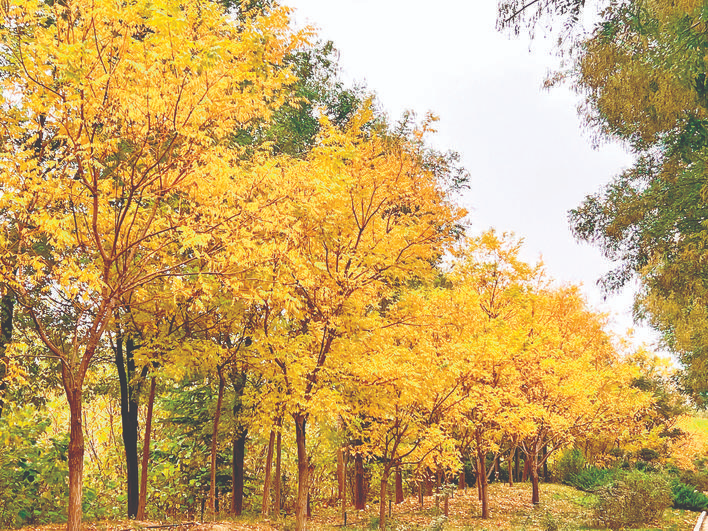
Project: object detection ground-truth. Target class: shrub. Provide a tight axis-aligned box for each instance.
[593,471,672,530]
[570,466,616,492]
[671,481,708,511]
[553,448,586,484]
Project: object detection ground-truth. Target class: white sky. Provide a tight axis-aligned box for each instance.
[285,0,660,349]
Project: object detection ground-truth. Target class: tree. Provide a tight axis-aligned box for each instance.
[566,0,708,401]
[0,0,294,526]
[257,107,465,531]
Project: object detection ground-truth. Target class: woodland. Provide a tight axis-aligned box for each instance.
[2,0,708,530]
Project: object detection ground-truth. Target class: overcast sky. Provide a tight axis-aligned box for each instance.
[285,0,659,347]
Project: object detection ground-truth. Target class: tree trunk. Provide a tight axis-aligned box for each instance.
[66,381,85,531]
[530,454,540,505]
[262,429,276,516]
[231,428,247,515]
[354,453,366,510]
[209,370,226,518]
[522,454,530,482]
[508,447,514,487]
[459,468,466,490]
[340,449,347,524]
[294,413,309,531]
[115,337,145,519]
[378,468,391,530]
[0,290,15,420]
[137,376,156,520]
[477,450,489,519]
[395,467,404,504]
[275,428,282,513]
[514,448,520,483]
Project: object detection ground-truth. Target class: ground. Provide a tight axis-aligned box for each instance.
[8,483,703,531]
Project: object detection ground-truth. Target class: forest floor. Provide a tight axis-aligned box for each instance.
[14,483,703,531]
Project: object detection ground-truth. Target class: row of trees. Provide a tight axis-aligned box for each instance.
[0,0,681,529]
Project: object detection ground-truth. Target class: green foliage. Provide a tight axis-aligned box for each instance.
[569,466,617,492]
[553,448,586,484]
[671,481,708,511]
[0,404,69,527]
[592,470,672,530]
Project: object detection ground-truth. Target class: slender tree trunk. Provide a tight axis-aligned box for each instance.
[294,413,309,531]
[477,449,489,519]
[340,450,347,525]
[231,429,247,515]
[115,337,144,518]
[66,381,85,531]
[209,370,226,518]
[0,290,15,420]
[530,453,540,504]
[137,376,156,520]
[522,453,530,482]
[514,448,520,482]
[275,428,282,513]
[262,429,276,516]
[508,447,514,487]
[355,453,366,510]
[378,467,391,530]
[459,468,466,490]
[395,467,404,504]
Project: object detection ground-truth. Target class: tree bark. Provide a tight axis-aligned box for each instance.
[378,468,391,530]
[395,467,404,504]
[530,453,540,504]
[477,450,489,519]
[262,429,276,516]
[274,427,282,513]
[459,468,466,490]
[66,381,85,531]
[137,376,156,520]
[115,336,145,518]
[515,448,520,483]
[231,428,247,515]
[294,413,309,531]
[508,447,514,487]
[354,453,366,510]
[209,369,226,518]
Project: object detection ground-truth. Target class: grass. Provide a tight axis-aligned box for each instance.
[13,482,704,531]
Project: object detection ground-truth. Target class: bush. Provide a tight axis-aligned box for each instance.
[553,448,586,484]
[671,481,708,511]
[593,470,672,530]
[569,466,616,492]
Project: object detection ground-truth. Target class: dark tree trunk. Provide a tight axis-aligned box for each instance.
[522,453,531,482]
[209,369,226,518]
[230,371,247,515]
[294,413,309,531]
[262,429,276,516]
[543,445,549,481]
[274,427,282,513]
[395,467,404,504]
[514,447,520,483]
[459,468,466,490]
[0,290,15,419]
[115,336,146,519]
[231,428,247,515]
[137,376,156,520]
[354,453,366,510]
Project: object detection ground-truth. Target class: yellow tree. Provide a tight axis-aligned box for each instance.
[445,232,538,519]
[258,108,465,531]
[0,0,296,526]
[516,285,642,505]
